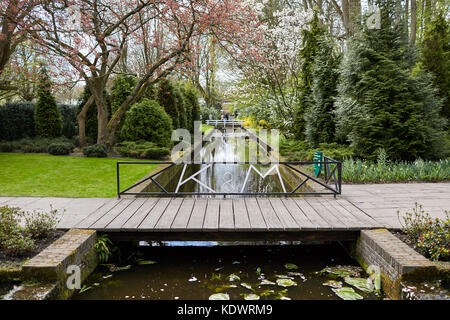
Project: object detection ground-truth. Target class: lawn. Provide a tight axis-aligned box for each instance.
[0,153,159,198]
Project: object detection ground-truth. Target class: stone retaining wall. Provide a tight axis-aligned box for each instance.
[355,229,437,299]
[18,229,98,300]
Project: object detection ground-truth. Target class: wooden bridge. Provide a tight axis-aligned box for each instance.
[56,196,383,242]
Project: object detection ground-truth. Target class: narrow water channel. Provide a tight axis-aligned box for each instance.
[145,129,303,196]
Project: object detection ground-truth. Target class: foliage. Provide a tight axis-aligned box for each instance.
[420,13,450,128]
[24,207,59,239]
[174,84,188,130]
[0,205,58,256]
[110,75,137,134]
[83,144,108,158]
[294,12,325,140]
[58,104,78,139]
[0,136,76,154]
[95,234,114,263]
[201,106,220,121]
[342,157,450,184]
[0,102,35,141]
[305,35,341,147]
[184,84,201,131]
[115,141,170,160]
[0,206,23,245]
[34,67,62,138]
[280,138,354,162]
[400,204,449,261]
[335,0,447,161]
[156,79,180,129]
[120,98,173,147]
[47,142,75,155]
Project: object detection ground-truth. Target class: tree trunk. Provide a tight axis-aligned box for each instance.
[410,0,417,45]
[76,96,94,147]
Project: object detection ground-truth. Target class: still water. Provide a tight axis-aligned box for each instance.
[72,243,382,300]
[145,129,303,196]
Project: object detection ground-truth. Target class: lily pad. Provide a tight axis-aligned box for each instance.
[344,277,375,293]
[209,293,230,300]
[332,287,363,300]
[244,293,260,300]
[275,275,294,279]
[260,289,276,296]
[241,283,253,290]
[137,260,156,265]
[260,279,276,286]
[228,274,241,282]
[323,280,343,289]
[284,263,298,270]
[320,266,362,278]
[276,279,297,287]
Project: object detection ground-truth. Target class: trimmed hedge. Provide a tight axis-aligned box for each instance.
[120,99,173,147]
[83,144,108,158]
[0,137,76,154]
[0,102,35,141]
[115,141,170,160]
[48,142,75,155]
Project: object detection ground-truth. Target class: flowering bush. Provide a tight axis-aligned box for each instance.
[400,203,449,261]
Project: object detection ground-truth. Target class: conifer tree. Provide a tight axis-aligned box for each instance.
[156,79,180,129]
[420,13,450,129]
[305,35,341,147]
[335,0,446,161]
[34,67,62,138]
[293,12,324,140]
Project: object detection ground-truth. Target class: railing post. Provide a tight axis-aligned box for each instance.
[117,162,121,199]
[338,161,342,195]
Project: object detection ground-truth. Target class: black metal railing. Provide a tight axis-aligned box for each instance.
[116,159,342,198]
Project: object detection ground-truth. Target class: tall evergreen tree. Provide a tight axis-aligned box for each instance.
[156,79,180,129]
[420,13,450,129]
[110,75,137,137]
[305,35,341,147]
[174,84,188,130]
[34,67,62,138]
[184,84,200,132]
[334,0,446,161]
[293,12,325,140]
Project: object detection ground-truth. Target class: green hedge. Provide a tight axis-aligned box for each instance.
[0,102,35,141]
[120,99,173,147]
[115,141,170,160]
[48,142,75,155]
[0,137,76,154]
[83,144,108,158]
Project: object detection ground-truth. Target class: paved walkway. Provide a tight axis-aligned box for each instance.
[342,183,450,228]
[0,183,448,231]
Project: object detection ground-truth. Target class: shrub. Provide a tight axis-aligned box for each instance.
[24,207,59,239]
[2,233,36,256]
[83,144,108,158]
[0,142,14,152]
[120,99,173,147]
[59,104,78,139]
[0,206,23,244]
[0,102,35,141]
[115,141,170,160]
[34,67,62,138]
[0,137,75,154]
[400,204,449,261]
[47,142,74,155]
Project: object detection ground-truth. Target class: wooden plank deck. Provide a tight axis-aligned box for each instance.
[59,197,384,238]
